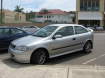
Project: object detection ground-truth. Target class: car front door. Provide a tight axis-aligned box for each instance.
[50,26,77,56]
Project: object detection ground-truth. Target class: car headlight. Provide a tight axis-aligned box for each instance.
[15,46,29,51]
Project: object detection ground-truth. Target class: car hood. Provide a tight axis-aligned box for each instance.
[12,35,45,46]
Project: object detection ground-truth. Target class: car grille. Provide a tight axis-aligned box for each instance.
[10,44,16,49]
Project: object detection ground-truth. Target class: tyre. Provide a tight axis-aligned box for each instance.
[83,41,92,53]
[31,49,47,64]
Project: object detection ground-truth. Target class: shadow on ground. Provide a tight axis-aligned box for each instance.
[46,51,90,65]
[0,50,8,54]
[2,51,90,69]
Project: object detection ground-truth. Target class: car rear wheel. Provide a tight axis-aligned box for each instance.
[31,49,47,64]
[83,41,92,53]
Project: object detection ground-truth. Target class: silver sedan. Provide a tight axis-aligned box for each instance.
[8,24,94,64]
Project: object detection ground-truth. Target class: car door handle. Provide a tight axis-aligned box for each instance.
[72,38,76,40]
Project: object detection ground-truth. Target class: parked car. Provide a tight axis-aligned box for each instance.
[0,27,31,51]
[95,26,104,31]
[87,26,95,30]
[21,26,40,34]
[9,24,94,64]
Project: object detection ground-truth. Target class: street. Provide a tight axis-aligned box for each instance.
[0,33,105,67]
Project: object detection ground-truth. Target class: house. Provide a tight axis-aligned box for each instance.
[0,10,26,24]
[76,0,105,27]
[31,9,75,23]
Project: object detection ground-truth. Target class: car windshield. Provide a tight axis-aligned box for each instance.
[33,26,58,37]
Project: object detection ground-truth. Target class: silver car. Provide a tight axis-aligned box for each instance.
[8,24,94,64]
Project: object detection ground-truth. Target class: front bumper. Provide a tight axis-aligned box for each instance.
[8,48,33,63]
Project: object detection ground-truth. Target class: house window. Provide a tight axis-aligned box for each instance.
[49,16,51,18]
[80,0,100,11]
[37,16,43,18]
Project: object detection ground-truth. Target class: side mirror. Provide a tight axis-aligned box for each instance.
[87,28,94,32]
[52,35,62,39]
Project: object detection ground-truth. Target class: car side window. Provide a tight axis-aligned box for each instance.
[11,29,25,35]
[55,26,74,37]
[0,28,11,35]
[74,26,88,34]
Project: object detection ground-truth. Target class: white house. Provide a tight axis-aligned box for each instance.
[32,9,75,23]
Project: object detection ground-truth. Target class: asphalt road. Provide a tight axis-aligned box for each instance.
[0,33,105,67]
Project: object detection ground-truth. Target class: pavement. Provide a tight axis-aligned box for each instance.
[0,63,105,78]
[0,33,105,78]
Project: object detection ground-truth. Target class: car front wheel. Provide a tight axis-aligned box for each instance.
[83,41,92,53]
[31,49,47,64]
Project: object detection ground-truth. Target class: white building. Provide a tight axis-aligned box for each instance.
[32,9,75,23]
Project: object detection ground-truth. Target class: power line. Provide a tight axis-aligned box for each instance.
[0,0,3,24]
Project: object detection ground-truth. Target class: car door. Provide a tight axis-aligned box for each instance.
[73,26,89,50]
[50,26,76,56]
[0,28,12,49]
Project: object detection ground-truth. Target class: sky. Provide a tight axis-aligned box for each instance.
[0,0,76,12]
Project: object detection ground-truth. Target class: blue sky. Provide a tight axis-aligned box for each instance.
[1,0,76,12]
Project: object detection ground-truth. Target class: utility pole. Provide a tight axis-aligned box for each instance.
[0,0,3,24]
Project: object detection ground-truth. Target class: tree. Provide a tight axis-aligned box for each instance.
[40,9,48,13]
[14,5,24,13]
[26,11,36,21]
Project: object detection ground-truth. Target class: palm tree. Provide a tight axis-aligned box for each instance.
[41,9,48,13]
[14,5,24,13]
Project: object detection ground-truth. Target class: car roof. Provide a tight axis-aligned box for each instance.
[0,26,27,31]
[0,26,20,29]
[48,24,83,27]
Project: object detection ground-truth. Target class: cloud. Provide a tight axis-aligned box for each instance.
[36,0,76,11]
[21,0,34,4]
[3,0,19,10]
[2,0,76,12]
[23,8,35,12]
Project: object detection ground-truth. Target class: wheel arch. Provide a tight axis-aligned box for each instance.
[31,48,49,59]
[85,40,93,49]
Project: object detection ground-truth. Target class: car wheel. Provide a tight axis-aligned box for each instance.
[83,41,92,53]
[31,49,47,64]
